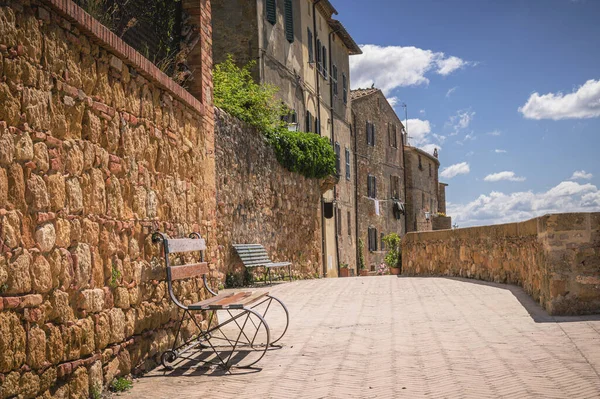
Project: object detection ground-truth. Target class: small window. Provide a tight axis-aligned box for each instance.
[307,28,314,63]
[315,117,320,135]
[422,193,425,210]
[266,0,276,25]
[368,227,378,251]
[337,208,342,236]
[388,124,397,148]
[390,175,400,199]
[322,45,328,79]
[305,111,312,132]
[366,121,375,146]
[418,155,423,170]
[332,65,338,96]
[284,0,294,42]
[334,142,341,175]
[367,174,377,198]
[345,148,350,180]
[342,73,348,104]
[429,163,432,177]
[347,211,351,236]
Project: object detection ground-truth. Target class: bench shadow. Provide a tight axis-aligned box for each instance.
[439,276,600,323]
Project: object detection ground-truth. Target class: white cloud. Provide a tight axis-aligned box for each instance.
[518,79,600,120]
[446,86,458,98]
[487,130,502,136]
[350,45,473,95]
[419,109,426,115]
[448,181,600,227]
[484,171,526,182]
[405,118,444,155]
[440,162,470,179]
[494,149,507,153]
[570,170,593,180]
[446,109,475,135]
[387,96,399,107]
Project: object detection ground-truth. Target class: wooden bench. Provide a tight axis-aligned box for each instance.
[233,244,293,285]
[152,232,289,370]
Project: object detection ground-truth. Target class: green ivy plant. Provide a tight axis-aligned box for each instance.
[214,56,336,179]
[358,238,366,271]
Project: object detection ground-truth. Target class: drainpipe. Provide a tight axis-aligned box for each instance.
[401,128,407,236]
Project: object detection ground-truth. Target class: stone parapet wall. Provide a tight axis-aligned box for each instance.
[215,109,323,280]
[0,1,215,397]
[402,213,600,315]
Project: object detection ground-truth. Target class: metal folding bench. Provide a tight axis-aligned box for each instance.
[233,244,293,284]
[152,232,289,370]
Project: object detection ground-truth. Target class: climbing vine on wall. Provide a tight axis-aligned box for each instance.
[214,56,336,179]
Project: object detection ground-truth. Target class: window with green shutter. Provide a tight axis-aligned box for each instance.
[284,0,294,42]
[266,0,276,25]
[307,28,314,63]
[332,64,338,95]
[342,73,348,103]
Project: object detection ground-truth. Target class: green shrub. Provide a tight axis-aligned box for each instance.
[268,131,336,179]
[214,56,337,179]
[382,233,402,269]
[214,55,288,136]
[358,238,366,271]
[110,377,133,392]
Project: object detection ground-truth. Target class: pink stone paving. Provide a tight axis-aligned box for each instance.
[126,276,600,398]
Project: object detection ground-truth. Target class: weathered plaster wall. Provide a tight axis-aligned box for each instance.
[215,109,324,280]
[0,0,215,397]
[403,213,600,315]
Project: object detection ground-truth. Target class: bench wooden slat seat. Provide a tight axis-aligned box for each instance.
[189,291,269,310]
[233,244,293,284]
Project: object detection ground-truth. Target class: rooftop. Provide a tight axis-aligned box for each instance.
[350,87,380,100]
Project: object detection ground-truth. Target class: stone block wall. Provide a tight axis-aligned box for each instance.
[0,0,215,397]
[402,212,600,315]
[215,109,323,280]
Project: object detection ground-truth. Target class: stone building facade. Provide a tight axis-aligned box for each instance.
[351,89,406,271]
[0,0,215,396]
[212,0,360,277]
[404,146,451,232]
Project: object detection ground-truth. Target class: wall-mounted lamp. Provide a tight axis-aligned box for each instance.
[425,212,431,221]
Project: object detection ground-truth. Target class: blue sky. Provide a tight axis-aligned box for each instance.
[343,0,600,226]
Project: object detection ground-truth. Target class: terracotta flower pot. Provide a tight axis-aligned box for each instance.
[359,269,369,276]
[339,268,349,277]
[389,267,400,275]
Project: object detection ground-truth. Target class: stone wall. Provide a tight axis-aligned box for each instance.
[215,109,324,280]
[0,0,215,397]
[403,213,600,315]
[404,146,440,233]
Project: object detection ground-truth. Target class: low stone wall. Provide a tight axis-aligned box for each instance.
[402,213,600,315]
[432,215,451,231]
[215,109,324,280]
[0,1,215,397]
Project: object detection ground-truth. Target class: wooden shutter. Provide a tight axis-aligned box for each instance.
[373,176,377,198]
[284,0,294,42]
[334,142,341,175]
[322,45,328,79]
[366,121,370,145]
[367,175,372,197]
[307,28,313,62]
[266,0,276,25]
[372,123,376,146]
[343,73,347,103]
[345,149,350,180]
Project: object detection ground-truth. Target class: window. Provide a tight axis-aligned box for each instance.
[307,28,314,63]
[337,208,342,236]
[332,64,338,96]
[367,174,377,198]
[380,233,386,251]
[347,211,351,236]
[334,142,341,175]
[284,0,294,42]
[422,193,425,210]
[388,123,397,148]
[345,148,350,180]
[418,155,423,170]
[429,163,432,177]
[266,0,276,25]
[316,39,322,73]
[368,227,378,251]
[366,121,375,146]
[342,73,347,103]
[321,45,328,79]
[390,175,400,199]
[315,117,320,135]
[306,111,313,133]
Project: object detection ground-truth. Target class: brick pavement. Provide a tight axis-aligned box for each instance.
[126,276,600,398]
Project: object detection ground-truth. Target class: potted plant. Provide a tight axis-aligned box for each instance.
[358,238,369,276]
[339,263,349,277]
[382,233,402,275]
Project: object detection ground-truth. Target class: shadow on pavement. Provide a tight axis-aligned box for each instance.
[441,276,600,323]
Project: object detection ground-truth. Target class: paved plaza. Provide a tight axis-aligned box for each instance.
[127,276,600,398]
